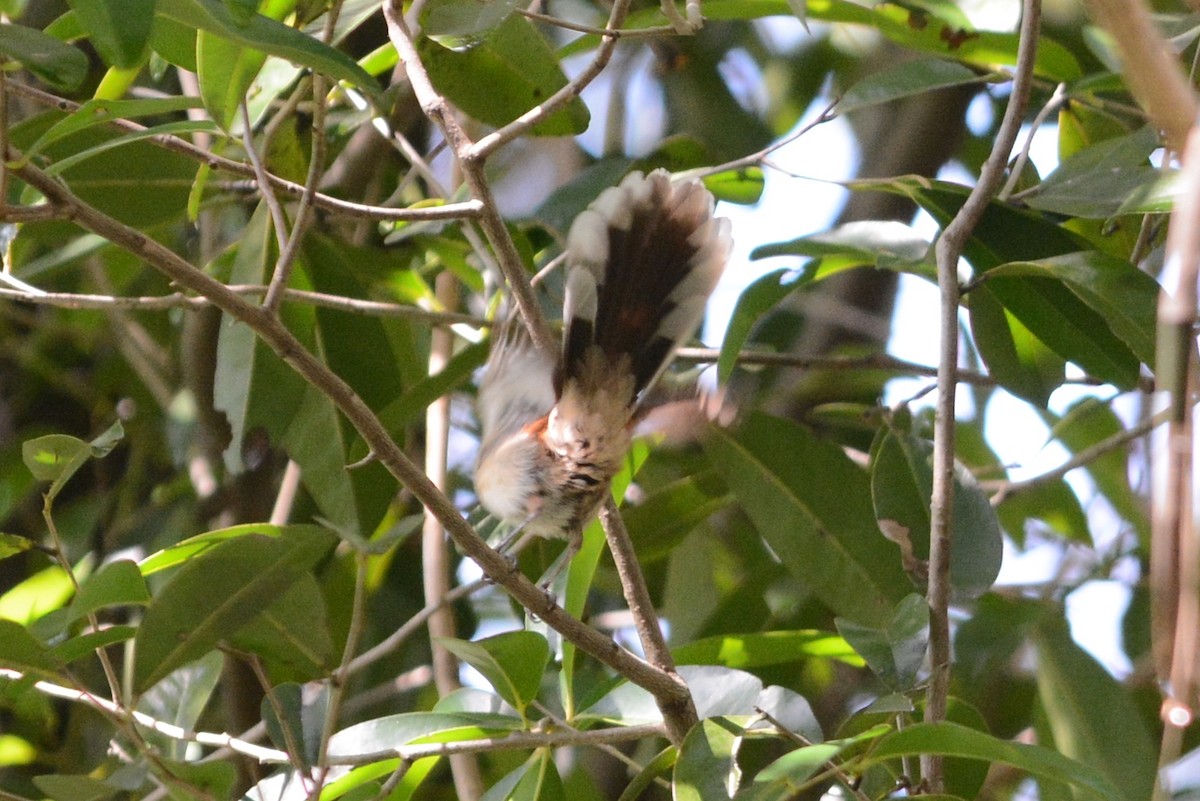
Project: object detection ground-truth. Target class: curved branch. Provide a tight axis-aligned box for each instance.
[12,156,694,732]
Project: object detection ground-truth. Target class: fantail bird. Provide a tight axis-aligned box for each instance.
[474,169,732,562]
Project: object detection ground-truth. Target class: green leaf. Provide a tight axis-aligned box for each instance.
[196,29,268,131]
[837,58,992,115]
[0,565,74,626]
[738,727,889,801]
[0,533,35,561]
[139,522,301,574]
[327,712,523,758]
[156,0,381,102]
[67,559,149,623]
[717,269,798,384]
[836,594,927,691]
[968,283,1064,406]
[751,220,933,281]
[986,252,1158,369]
[565,0,1081,81]
[50,626,137,664]
[996,478,1089,546]
[22,421,123,502]
[869,425,1002,598]
[981,270,1139,388]
[0,23,88,89]
[1022,126,1159,219]
[230,573,335,681]
[438,631,550,713]
[705,414,909,625]
[702,167,765,205]
[21,96,203,162]
[496,750,566,801]
[211,203,308,474]
[136,651,223,760]
[418,15,588,136]
[675,717,743,801]
[33,775,118,801]
[0,619,64,678]
[622,471,732,563]
[867,721,1120,801]
[67,0,154,68]
[262,682,328,768]
[1033,616,1156,801]
[421,0,525,49]
[673,630,863,669]
[133,526,335,691]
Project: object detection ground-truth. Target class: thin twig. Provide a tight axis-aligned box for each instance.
[7,81,484,223]
[923,0,1040,792]
[0,668,289,763]
[0,285,484,326]
[986,409,1166,504]
[241,102,292,256]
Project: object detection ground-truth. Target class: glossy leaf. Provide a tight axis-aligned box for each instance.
[21,97,202,161]
[996,478,1090,546]
[868,721,1120,801]
[136,652,223,759]
[22,421,123,502]
[705,414,909,624]
[717,269,800,383]
[0,533,35,562]
[565,0,1081,81]
[751,220,933,281]
[418,15,588,136]
[703,167,765,205]
[0,23,88,89]
[869,425,1002,598]
[421,0,525,49]
[1034,617,1156,800]
[0,565,74,626]
[675,717,743,801]
[66,559,149,623]
[985,252,1158,369]
[230,573,335,681]
[327,712,523,758]
[738,726,890,801]
[262,682,328,767]
[132,526,335,691]
[623,471,731,562]
[673,630,863,668]
[439,631,550,713]
[156,0,381,102]
[50,626,137,664]
[139,522,299,574]
[836,594,928,691]
[33,775,117,801]
[0,619,64,678]
[838,58,991,115]
[1022,126,1159,219]
[67,0,154,68]
[968,284,1064,406]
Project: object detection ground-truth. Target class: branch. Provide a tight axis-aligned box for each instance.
[922,0,1040,791]
[0,285,484,327]
[12,155,694,735]
[382,0,557,356]
[985,409,1166,505]
[7,81,483,224]
[0,668,288,764]
[600,500,698,742]
[0,667,664,767]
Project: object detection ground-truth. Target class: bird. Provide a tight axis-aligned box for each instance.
[474,169,732,569]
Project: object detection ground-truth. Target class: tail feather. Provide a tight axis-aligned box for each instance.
[560,169,731,403]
